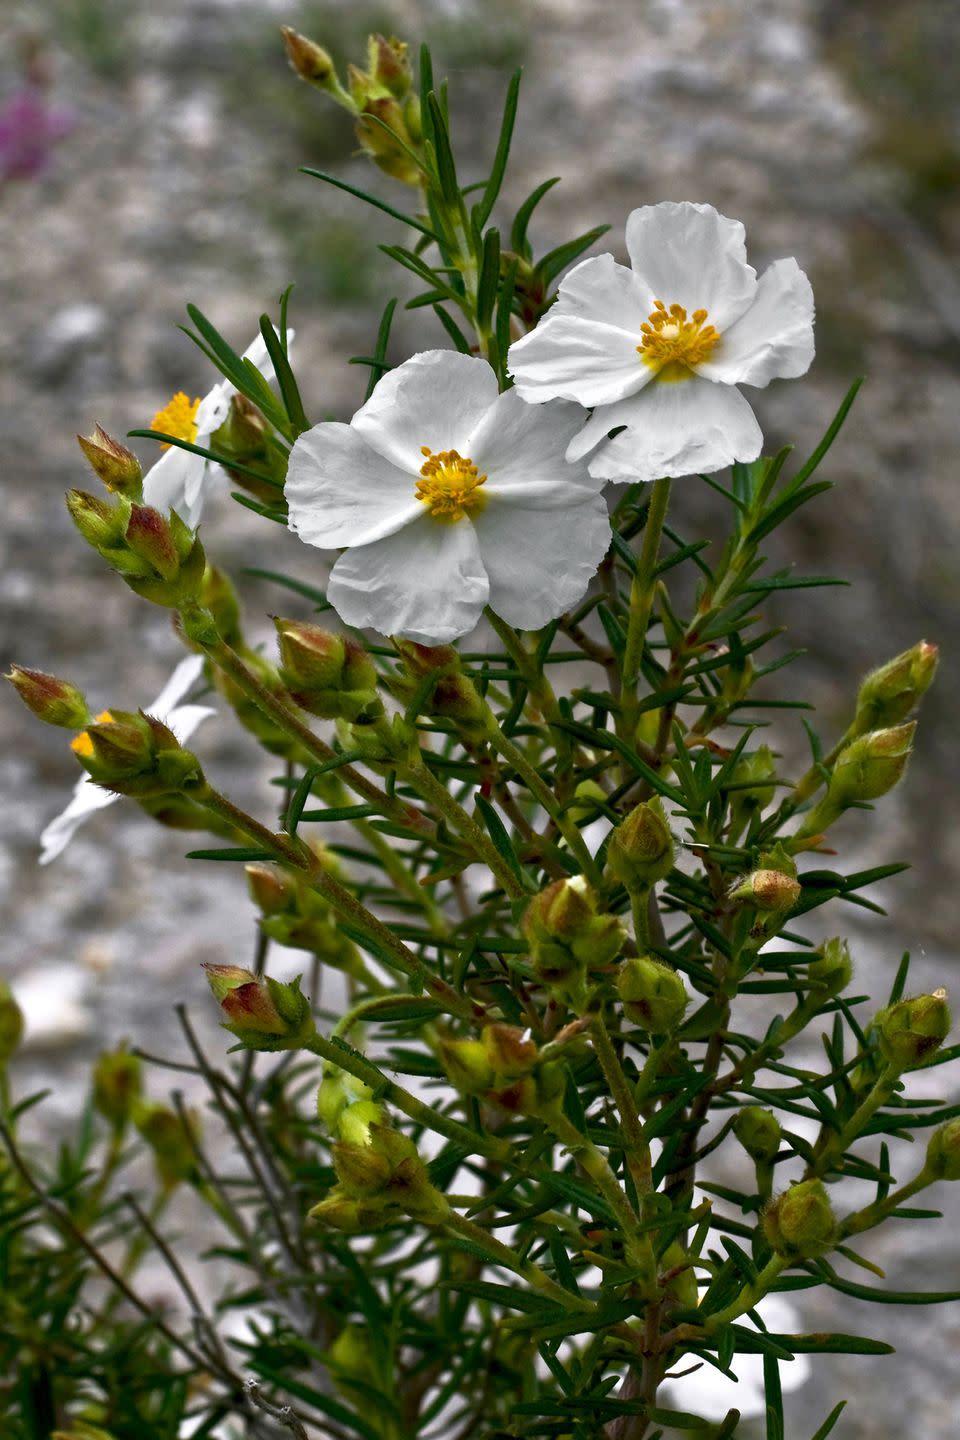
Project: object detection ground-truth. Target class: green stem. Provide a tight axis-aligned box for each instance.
[621,478,671,742]
[806,1067,900,1180]
[591,1015,653,1197]
[442,1210,593,1312]
[839,1169,933,1240]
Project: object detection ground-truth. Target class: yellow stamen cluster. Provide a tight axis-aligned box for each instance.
[638,301,720,381]
[150,392,201,450]
[71,710,114,758]
[415,447,487,522]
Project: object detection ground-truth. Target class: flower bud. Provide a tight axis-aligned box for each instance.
[276,618,381,722]
[440,1035,495,1095]
[133,1102,199,1190]
[605,798,674,891]
[660,1239,699,1310]
[355,96,422,185]
[92,1045,142,1130]
[245,862,297,917]
[482,1023,538,1079]
[281,26,338,89]
[733,1105,781,1164]
[875,989,950,1072]
[853,641,938,735]
[6,665,91,729]
[367,34,412,97]
[317,1065,373,1134]
[925,1119,960,1181]
[762,1180,836,1258]
[198,565,243,647]
[729,868,801,913]
[124,505,181,582]
[0,982,24,1065]
[806,937,853,998]
[71,709,202,798]
[333,1121,446,1219]
[390,640,486,729]
[728,745,777,833]
[522,876,626,987]
[617,957,688,1034]
[66,488,126,550]
[68,489,205,607]
[203,964,315,1050]
[308,1189,390,1231]
[77,424,142,498]
[828,723,916,808]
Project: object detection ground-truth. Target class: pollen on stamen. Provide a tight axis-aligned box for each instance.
[415,446,488,522]
[150,391,201,450]
[71,710,114,758]
[638,300,720,380]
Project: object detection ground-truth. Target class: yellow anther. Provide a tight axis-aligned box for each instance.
[71,710,114,758]
[415,447,488,522]
[150,391,201,449]
[638,300,720,381]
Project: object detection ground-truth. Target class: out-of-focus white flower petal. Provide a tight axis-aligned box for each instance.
[147,654,206,718]
[468,391,603,504]
[142,443,204,521]
[661,1295,811,1421]
[165,703,216,744]
[286,422,423,549]
[698,258,815,388]
[587,375,763,483]
[327,517,489,643]
[625,202,757,329]
[194,377,233,437]
[509,313,653,407]
[352,350,501,472]
[474,494,611,630]
[39,776,118,865]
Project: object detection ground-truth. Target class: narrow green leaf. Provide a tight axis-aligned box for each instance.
[537,224,610,287]
[432,303,473,353]
[258,312,309,434]
[474,68,521,228]
[809,1401,847,1440]
[787,376,863,490]
[300,167,442,241]
[127,430,281,487]
[511,176,561,259]
[476,225,501,334]
[475,793,531,890]
[185,847,276,862]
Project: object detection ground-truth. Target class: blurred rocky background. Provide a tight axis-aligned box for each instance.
[1,0,958,1433]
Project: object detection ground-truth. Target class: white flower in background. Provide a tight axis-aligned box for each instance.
[661,1294,811,1420]
[39,654,215,865]
[508,201,814,483]
[285,350,611,644]
[143,329,291,526]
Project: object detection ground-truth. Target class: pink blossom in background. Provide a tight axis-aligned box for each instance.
[0,85,75,181]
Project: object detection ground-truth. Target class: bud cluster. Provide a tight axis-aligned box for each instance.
[522,877,625,1004]
[70,708,202,798]
[440,1023,565,1118]
[66,487,205,608]
[275,618,381,723]
[762,1180,836,1258]
[203,963,316,1051]
[605,798,675,893]
[245,860,362,975]
[389,641,487,734]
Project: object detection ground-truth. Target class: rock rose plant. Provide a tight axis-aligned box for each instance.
[3,26,956,1440]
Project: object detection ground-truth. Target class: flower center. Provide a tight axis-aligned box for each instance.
[638,301,720,381]
[151,391,201,450]
[415,447,487,522]
[71,710,114,758]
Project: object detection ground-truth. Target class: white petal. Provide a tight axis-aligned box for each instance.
[565,392,659,463]
[286,422,423,549]
[467,390,603,504]
[326,518,489,643]
[39,776,118,865]
[142,444,205,521]
[586,375,763,483]
[148,654,206,717]
[352,351,500,472]
[474,494,611,630]
[698,258,815,388]
[195,377,234,437]
[554,253,651,329]
[625,202,757,329]
[509,313,652,407]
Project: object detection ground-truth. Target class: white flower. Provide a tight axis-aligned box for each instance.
[285,350,611,644]
[38,654,215,865]
[661,1294,811,1420]
[142,329,292,526]
[508,202,815,483]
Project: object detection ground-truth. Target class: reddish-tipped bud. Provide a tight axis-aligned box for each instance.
[854,641,938,734]
[762,1180,836,1258]
[77,424,142,497]
[482,1023,538,1079]
[276,618,381,722]
[203,964,315,1050]
[92,1045,142,1130]
[617,957,688,1034]
[281,26,338,88]
[733,1105,781,1164]
[71,709,201,797]
[6,665,90,729]
[605,798,674,892]
[440,1035,495,1094]
[367,33,411,98]
[245,862,297,917]
[876,989,950,1072]
[125,504,180,581]
[0,982,24,1065]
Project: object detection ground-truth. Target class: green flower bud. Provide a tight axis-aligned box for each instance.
[853,641,938,735]
[729,745,777,816]
[308,1189,391,1232]
[281,26,338,89]
[92,1045,142,1130]
[6,665,91,729]
[440,1035,495,1095]
[482,1023,538,1079]
[203,964,315,1050]
[333,1121,446,1220]
[660,1239,698,1309]
[0,982,24,1065]
[925,1119,960,1181]
[522,876,625,986]
[77,424,142,498]
[390,640,486,729]
[70,709,202,798]
[729,868,801,913]
[806,937,853,998]
[875,989,950,1072]
[606,798,674,891]
[317,1067,373,1134]
[245,862,297,917]
[133,1102,199,1190]
[617,957,688,1034]
[65,488,127,550]
[829,723,916,808]
[276,618,381,722]
[733,1105,781,1164]
[367,33,412,98]
[762,1180,836,1258]
[355,95,422,185]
